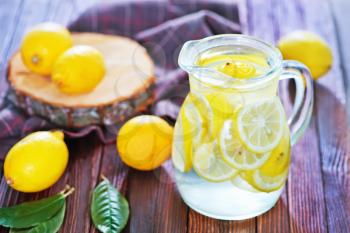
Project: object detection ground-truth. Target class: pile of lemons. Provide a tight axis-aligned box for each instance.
[21,22,105,94]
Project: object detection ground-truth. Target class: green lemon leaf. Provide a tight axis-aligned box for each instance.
[91,177,129,233]
[10,202,66,233]
[0,194,64,228]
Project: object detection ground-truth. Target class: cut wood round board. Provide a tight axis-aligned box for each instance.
[7,33,155,128]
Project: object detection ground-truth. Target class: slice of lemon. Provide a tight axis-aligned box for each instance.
[230,174,260,193]
[205,93,243,137]
[190,92,212,123]
[246,169,289,192]
[193,142,238,182]
[220,120,270,170]
[244,127,291,192]
[218,61,256,79]
[172,118,191,172]
[183,99,207,142]
[237,97,285,153]
[172,95,206,172]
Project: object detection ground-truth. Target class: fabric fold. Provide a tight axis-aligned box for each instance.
[0,0,241,147]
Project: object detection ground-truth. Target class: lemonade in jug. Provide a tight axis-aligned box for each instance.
[172,34,313,220]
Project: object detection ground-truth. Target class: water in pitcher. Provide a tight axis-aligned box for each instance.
[172,43,291,220]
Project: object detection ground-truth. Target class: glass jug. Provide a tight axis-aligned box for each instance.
[172,34,313,220]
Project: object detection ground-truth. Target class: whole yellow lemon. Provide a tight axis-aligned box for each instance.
[4,131,69,193]
[20,22,73,75]
[52,45,105,94]
[277,30,333,79]
[117,115,173,171]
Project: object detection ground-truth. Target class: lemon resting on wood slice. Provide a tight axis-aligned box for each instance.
[117,115,173,171]
[52,45,106,94]
[220,120,270,170]
[172,95,206,172]
[193,142,238,182]
[4,131,69,193]
[243,127,291,192]
[20,22,73,75]
[237,97,285,154]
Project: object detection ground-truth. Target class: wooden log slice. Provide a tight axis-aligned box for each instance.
[7,33,155,128]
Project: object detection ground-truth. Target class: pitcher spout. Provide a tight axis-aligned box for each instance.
[178,39,200,73]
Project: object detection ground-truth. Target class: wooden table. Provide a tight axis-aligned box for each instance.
[0,0,349,232]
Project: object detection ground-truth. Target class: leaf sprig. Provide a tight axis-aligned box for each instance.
[0,185,74,233]
[91,176,129,233]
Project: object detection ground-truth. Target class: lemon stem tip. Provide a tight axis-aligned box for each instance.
[60,185,75,197]
[100,174,108,181]
[51,130,64,140]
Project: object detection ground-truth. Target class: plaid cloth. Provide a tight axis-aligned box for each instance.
[0,0,241,152]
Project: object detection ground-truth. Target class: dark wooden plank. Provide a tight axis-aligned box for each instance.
[299,0,350,232]
[126,161,188,233]
[188,212,255,233]
[59,135,103,233]
[257,193,290,233]
[288,121,327,233]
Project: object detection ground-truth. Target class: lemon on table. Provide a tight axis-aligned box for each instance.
[117,115,173,171]
[172,95,206,172]
[277,30,333,79]
[193,142,238,182]
[52,45,105,94]
[20,22,73,75]
[244,127,291,192]
[4,131,69,193]
[237,97,285,153]
[220,120,270,170]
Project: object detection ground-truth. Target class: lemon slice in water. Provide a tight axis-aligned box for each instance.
[172,95,206,172]
[205,93,243,138]
[218,61,256,79]
[220,120,270,170]
[244,127,291,192]
[193,142,238,182]
[237,97,285,153]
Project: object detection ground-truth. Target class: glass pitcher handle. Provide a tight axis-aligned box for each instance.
[280,60,314,146]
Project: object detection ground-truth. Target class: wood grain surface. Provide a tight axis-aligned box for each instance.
[0,0,349,232]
